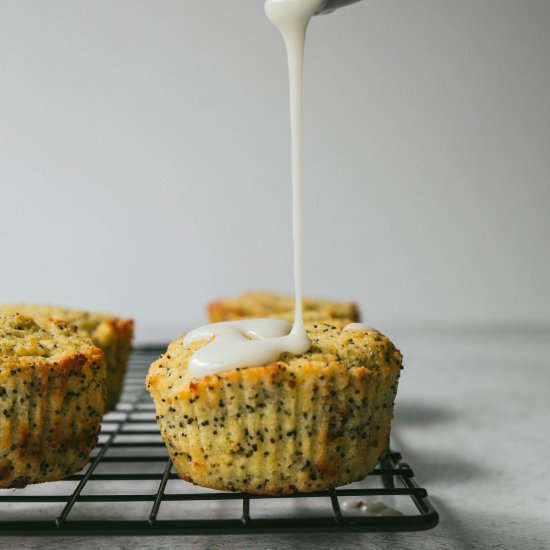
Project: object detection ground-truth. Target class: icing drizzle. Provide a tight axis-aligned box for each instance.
[184,0,325,379]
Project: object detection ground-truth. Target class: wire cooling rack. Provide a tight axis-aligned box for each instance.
[0,346,439,536]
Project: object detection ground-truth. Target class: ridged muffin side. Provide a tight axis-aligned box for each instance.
[0,314,106,488]
[88,316,133,412]
[0,304,133,412]
[146,321,401,495]
[208,292,359,324]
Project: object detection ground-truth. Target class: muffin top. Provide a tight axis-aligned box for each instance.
[0,304,132,342]
[208,292,359,323]
[0,313,103,367]
[151,320,402,386]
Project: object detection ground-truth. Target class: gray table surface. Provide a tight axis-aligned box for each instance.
[2,324,549,550]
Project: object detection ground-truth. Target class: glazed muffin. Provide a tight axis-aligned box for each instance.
[0,313,106,488]
[146,320,401,495]
[0,304,133,412]
[208,291,360,323]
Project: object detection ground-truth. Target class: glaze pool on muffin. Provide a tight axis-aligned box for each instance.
[146,320,401,495]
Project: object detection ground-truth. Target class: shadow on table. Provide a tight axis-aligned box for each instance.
[385,402,550,549]
[392,435,487,486]
[394,401,458,427]
[427,496,550,550]
[391,400,487,485]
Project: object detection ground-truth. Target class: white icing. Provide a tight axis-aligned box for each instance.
[264,0,323,335]
[341,499,364,510]
[343,323,372,332]
[184,319,310,379]
[364,501,403,516]
[183,1,327,379]
[341,499,403,516]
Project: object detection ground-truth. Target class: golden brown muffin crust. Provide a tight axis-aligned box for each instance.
[0,304,133,412]
[0,313,106,488]
[208,292,359,323]
[147,320,401,495]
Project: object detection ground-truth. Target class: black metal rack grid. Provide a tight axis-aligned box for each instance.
[0,347,439,536]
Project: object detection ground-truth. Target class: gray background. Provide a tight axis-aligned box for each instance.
[1,0,549,342]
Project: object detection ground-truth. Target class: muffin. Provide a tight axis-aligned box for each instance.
[0,313,106,488]
[146,320,401,495]
[0,304,133,412]
[208,291,360,323]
